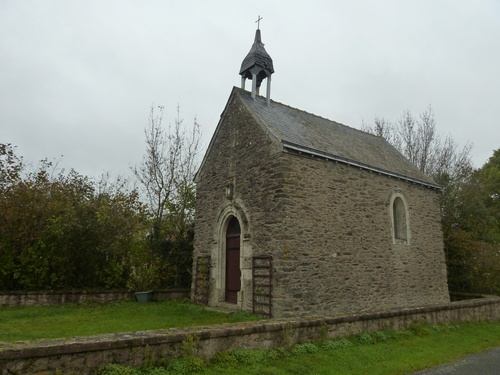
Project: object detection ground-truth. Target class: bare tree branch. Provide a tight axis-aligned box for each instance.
[132,104,201,238]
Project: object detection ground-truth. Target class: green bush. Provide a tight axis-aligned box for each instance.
[358,332,374,345]
[320,338,354,350]
[0,144,148,291]
[164,356,205,375]
[291,342,319,355]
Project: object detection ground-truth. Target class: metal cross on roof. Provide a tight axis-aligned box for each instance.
[255,15,263,29]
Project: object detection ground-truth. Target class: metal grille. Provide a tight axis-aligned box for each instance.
[252,255,273,318]
[193,256,211,304]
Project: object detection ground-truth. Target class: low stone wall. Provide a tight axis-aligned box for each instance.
[0,289,190,307]
[1,295,499,374]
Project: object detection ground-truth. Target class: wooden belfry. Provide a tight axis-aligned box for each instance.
[239,16,274,105]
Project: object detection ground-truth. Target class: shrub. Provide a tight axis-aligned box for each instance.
[292,342,319,355]
[320,338,353,351]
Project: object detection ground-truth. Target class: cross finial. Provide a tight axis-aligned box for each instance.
[255,15,263,29]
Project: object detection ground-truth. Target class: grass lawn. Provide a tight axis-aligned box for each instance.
[0,299,260,342]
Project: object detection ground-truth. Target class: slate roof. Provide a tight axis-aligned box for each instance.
[239,30,274,78]
[234,87,439,189]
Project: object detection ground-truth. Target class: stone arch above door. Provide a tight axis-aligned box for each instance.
[217,203,249,235]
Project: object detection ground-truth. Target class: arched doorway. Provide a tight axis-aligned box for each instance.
[225,217,241,303]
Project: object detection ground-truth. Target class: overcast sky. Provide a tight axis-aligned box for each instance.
[1,0,499,180]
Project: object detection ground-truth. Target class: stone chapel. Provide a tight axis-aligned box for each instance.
[191,27,450,318]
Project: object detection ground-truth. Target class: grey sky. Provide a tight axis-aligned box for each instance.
[1,0,499,179]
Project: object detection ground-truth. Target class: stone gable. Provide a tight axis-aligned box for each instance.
[193,91,285,312]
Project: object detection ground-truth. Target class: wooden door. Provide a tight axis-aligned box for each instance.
[225,217,241,304]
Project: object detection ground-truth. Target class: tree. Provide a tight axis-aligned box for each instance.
[477,149,500,243]
[132,105,201,287]
[0,144,148,290]
[445,150,500,294]
[0,143,23,193]
[363,107,473,184]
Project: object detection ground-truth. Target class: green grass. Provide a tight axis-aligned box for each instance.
[0,300,260,342]
[97,321,500,375]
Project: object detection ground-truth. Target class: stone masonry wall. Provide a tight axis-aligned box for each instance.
[0,289,190,307]
[270,152,449,317]
[1,296,499,374]
[193,91,449,318]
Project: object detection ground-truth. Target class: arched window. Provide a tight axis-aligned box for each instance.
[393,197,407,241]
[227,216,241,236]
[390,192,410,244]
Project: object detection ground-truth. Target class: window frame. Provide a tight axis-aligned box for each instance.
[389,191,410,245]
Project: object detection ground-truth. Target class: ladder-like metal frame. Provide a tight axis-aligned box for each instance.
[193,256,211,304]
[252,255,273,318]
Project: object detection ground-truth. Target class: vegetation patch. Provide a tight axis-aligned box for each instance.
[0,300,260,342]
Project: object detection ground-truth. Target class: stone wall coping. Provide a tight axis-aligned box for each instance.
[0,289,191,308]
[1,295,498,361]
[0,289,190,296]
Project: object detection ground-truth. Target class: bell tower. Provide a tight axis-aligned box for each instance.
[239,16,274,105]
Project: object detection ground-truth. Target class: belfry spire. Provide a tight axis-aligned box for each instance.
[239,16,274,105]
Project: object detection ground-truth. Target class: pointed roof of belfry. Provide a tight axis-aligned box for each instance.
[239,29,274,79]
